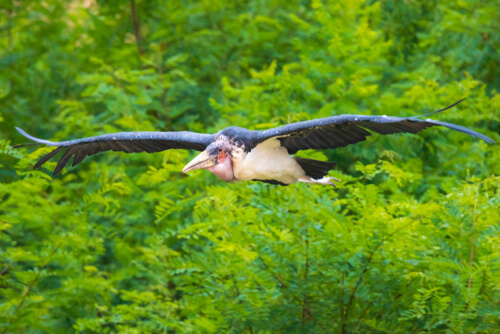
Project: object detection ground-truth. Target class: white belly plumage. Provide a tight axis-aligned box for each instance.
[232,138,306,184]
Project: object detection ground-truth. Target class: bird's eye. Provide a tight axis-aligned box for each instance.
[218,148,222,152]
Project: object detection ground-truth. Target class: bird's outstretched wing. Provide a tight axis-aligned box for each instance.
[15,128,215,175]
[254,99,494,154]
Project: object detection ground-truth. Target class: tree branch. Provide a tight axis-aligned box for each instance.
[232,275,254,334]
[340,272,345,331]
[302,237,309,328]
[468,186,479,299]
[244,235,330,333]
[130,0,144,55]
[7,8,13,49]
[1,246,59,334]
[342,219,416,333]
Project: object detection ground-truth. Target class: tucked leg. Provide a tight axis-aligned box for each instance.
[298,176,341,186]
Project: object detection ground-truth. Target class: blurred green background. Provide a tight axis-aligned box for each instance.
[1,0,499,333]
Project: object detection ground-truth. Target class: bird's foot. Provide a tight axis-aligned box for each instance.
[298,176,341,187]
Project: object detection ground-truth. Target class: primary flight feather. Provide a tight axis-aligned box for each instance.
[15,99,494,186]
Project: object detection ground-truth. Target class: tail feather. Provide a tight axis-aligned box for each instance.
[295,157,336,180]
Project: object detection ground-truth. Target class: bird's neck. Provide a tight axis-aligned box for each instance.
[207,157,234,181]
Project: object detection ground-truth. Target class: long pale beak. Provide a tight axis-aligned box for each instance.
[182,150,217,173]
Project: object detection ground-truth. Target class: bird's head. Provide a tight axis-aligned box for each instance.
[182,141,234,181]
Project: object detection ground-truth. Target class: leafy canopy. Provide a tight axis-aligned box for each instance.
[0,0,499,333]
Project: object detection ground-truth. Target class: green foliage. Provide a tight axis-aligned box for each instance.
[1,0,499,333]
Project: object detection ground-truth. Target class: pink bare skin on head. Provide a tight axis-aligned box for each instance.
[207,149,234,181]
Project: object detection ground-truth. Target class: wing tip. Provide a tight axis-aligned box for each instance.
[463,131,495,144]
[419,119,496,144]
[15,126,31,138]
[14,128,42,148]
[409,98,496,144]
[14,126,62,147]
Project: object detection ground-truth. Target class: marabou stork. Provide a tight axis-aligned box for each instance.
[15,99,494,186]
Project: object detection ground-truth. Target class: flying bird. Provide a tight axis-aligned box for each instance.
[15,99,494,186]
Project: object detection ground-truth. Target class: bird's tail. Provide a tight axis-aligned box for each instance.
[295,157,336,180]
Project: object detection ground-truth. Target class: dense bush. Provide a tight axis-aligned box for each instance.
[1,0,499,333]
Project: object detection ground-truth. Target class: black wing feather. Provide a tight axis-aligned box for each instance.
[72,145,88,167]
[15,128,214,175]
[54,146,78,175]
[33,147,65,170]
[253,99,494,153]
